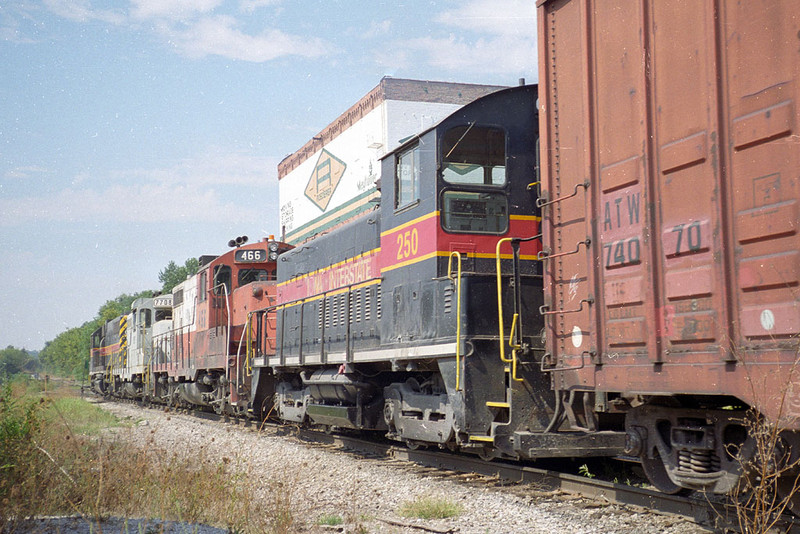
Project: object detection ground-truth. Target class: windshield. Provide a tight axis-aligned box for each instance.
[441,124,506,186]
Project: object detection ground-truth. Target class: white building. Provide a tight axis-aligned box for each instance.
[278,77,507,244]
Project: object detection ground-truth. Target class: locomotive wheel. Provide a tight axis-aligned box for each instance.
[641,449,689,495]
[405,439,427,450]
[477,445,498,462]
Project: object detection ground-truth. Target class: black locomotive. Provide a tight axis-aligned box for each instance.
[249,85,626,460]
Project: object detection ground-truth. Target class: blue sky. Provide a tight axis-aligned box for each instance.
[0,0,537,351]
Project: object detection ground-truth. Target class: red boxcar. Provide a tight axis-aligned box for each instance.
[537,0,800,499]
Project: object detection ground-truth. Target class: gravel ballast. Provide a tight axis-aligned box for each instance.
[87,401,711,533]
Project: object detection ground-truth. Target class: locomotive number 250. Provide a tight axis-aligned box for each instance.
[396,228,419,260]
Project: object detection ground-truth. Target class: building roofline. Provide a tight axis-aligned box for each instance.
[277,77,507,179]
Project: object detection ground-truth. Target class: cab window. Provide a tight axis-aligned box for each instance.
[238,268,271,285]
[441,125,506,186]
[441,191,508,234]
[139,309,152,328]
[91,330,101,349]
[198,271,207,302]
[395,144,420,210]
[213,265,232,295]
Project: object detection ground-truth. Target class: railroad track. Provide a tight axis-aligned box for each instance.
[96,395,800,533]
[289,427,800,533]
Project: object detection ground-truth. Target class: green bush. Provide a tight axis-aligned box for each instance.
[399,496,463,520]
[0,382,44,516]
[318,514,344,526]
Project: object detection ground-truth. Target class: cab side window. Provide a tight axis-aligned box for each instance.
[198,272,207,302]
[213,265,231,295]
[441,191,508,234]
[395,144,420,210]
[238,269,270,285]
[140,309,152,328]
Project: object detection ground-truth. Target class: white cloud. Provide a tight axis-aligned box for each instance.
[437,0,535,36]
[401,34,537,76]
[33,0,331,63]
[238,0,281,14]
[129,0,222,21]
[43,0,125,24]
[0,149,279,226]
[383,0,537,78]
[3,166,52,180]
[362,19,392,40]
[0,183,254,225]
[112,148,280,187]
[170,14,329,61]
[1,3,44,43]
[0,19,34,44]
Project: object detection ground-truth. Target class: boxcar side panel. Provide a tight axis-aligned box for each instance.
[539,0,800,425]
[537,0,597,390]
[591,0,654,369]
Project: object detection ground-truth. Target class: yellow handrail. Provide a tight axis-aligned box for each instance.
[144,362,151,397]
[447,251,462,391]
[495,238,514,364]
[507,314,525,383]
[496,238,524,382]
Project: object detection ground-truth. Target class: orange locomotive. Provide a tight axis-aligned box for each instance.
[92,237,290,415]
[150,237,290,415]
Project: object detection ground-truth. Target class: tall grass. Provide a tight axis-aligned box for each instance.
[0,377,295,533]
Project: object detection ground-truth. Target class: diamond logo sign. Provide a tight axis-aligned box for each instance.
[305,149,346,211]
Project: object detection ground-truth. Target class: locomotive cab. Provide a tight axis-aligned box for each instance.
[378,85,547,454]
[103,297,170,399]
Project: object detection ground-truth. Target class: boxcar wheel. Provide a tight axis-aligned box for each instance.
[641,449,689,495]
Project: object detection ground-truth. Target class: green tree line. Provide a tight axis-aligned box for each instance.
[0,346,39,380]
[3,258,200,380]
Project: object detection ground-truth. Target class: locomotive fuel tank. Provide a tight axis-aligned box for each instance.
[303,368,378,405]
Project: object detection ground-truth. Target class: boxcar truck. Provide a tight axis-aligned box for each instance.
[537,0,800,508]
